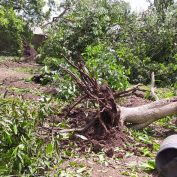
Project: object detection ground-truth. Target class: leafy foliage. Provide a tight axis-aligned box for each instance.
[154,0,174,21]
[42,0,131,58]
[0,0,50,55]
[41,0,131,91]
[0,0,48,24]
[42,0,176,88]
[117,3,177,85]
[0,98,41,175]
[84,43,129,90]
[38,65,77,100]
[0,96,64,176]
[0,6,25,55]
[0,95,92,176]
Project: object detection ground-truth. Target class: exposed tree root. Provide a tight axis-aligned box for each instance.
[59,55,122,136]
[65,94,87,118]
[59,55,177,137]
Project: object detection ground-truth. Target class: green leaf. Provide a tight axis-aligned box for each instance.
[141,159,156,171]
[13,124,18,135]
[46,143,54,155]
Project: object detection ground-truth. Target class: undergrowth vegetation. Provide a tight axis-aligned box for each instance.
[0,95,92,176]
[0,82,175,176]
[0,97,48,175]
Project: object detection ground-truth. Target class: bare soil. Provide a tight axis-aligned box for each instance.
[59,107,124,151]
[57,95,152,151]
[55,92,175,177]
[0,60,57,100]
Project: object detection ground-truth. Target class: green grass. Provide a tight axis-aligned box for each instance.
[0,86,42,96]
[0,94,91,176]
[155,87,176,98]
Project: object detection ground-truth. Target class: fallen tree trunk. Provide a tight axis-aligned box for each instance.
[120,98,177,129]
[59,55,177,135]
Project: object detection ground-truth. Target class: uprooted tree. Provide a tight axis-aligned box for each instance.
[59,55,177,137]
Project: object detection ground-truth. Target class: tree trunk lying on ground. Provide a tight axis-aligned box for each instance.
[59,55,177,134]
[119,73,176,129]
[120,97,177,129]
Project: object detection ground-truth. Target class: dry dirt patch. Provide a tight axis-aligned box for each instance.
[0,60,48,100]
[0,68,31,82]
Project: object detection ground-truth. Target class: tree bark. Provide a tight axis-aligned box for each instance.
[120,98,177,129]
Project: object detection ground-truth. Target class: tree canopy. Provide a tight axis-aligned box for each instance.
[41,0,177,87]
[0,0,50,55]
[0,0,49,24]
[0,0,176,85]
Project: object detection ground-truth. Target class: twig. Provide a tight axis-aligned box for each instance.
[3,89,8,98]
[59,65,83,88]
[60,118,96,133]
[99,108,109,133]
[62,55,98,89]
[61,54,80,71]
[39,118,97,134]
[114,83,148,98]
[60,66,99,103]
[42,6,70,28]
[65,95,87,118]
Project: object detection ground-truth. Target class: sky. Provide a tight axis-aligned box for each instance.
[125,0,151,12]
[126,0,177,12]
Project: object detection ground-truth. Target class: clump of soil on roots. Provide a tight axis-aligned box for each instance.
[56,93,150,156]
[53,58,126,154]
[59,104,126,155]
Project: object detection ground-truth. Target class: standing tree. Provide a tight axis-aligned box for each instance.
[0,0,49,24]
[154,0,174,21]
[0,6,25,55]
[0,0,50,55]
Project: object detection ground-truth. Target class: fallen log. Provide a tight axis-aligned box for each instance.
[120,97,177,129]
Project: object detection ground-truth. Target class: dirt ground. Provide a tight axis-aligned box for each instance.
[58,106,162,177]
[0,60,56,100]
[0,59,172,177]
